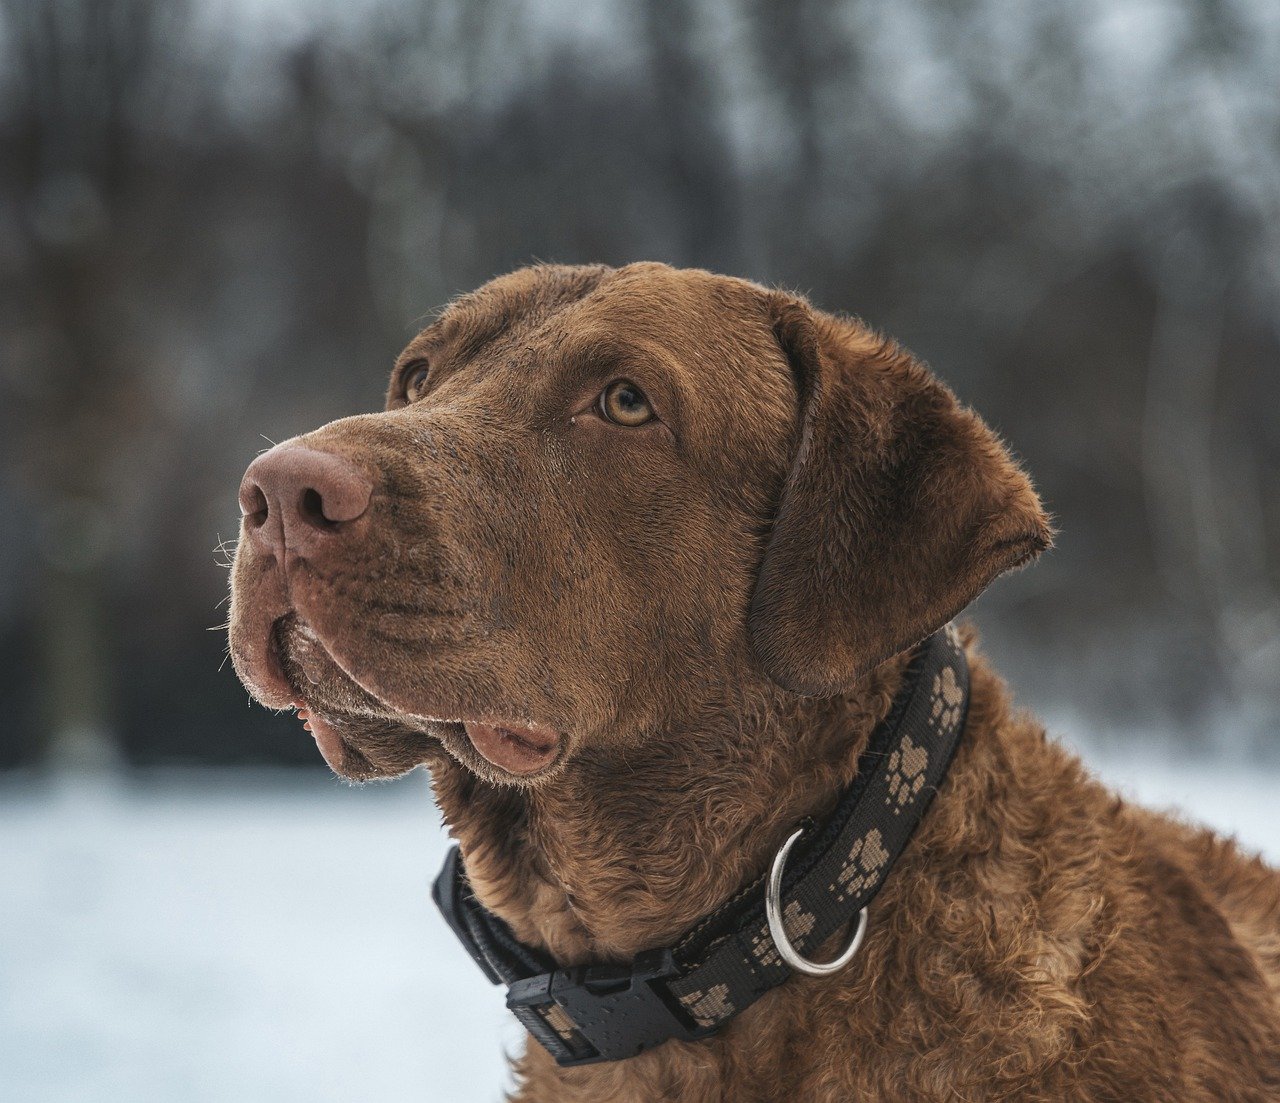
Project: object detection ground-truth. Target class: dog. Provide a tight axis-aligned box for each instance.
[229,263,1280,1101]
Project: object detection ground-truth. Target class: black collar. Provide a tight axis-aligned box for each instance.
[432,625,971,1067]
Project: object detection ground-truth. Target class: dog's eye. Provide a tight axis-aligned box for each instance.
[403,363,431,402]
[599,380,653,427]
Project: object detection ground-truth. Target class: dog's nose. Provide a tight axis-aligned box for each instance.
[239,445,373,560]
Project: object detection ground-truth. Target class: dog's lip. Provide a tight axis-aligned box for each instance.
[272,610,392,715]
[231,611,298,710]
[462,720,562,775]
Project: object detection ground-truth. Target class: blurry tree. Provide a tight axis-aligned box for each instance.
[0,0,1275,768]
[0,0,194,766]
[638,0,741,269]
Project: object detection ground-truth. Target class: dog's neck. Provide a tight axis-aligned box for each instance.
[428,648,915,967]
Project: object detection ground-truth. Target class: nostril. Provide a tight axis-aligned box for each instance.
[299,487,336,529]
[240,483,269,528]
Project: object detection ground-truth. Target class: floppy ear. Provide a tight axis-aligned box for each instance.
[748,295,1052,696]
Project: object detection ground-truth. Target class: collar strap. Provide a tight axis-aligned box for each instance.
[432,625,971,1066]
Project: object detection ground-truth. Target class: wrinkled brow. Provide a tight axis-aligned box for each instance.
[398,304,516,370]
[449,305,518,364]
[556,332,660,389]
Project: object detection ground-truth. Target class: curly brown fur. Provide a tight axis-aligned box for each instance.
[228,263,1280,1101]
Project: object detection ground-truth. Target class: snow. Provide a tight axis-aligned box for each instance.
[0,771,522,1103]
[2,752,1277,1102]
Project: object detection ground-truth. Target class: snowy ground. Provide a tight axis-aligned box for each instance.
[2,748,1278,1103]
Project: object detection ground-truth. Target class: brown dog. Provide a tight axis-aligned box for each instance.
[229,263,1280,1101]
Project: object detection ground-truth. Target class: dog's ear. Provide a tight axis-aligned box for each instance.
[748,294,1051,696]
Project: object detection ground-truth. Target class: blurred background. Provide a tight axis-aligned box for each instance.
[0,0,1276,1099]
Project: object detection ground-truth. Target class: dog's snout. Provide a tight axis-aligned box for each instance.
[239,444,373,560]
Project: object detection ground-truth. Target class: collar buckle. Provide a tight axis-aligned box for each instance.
[506,948,713,1066]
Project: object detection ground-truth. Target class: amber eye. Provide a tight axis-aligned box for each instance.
[599,380,654,426]
[403,363,430,402]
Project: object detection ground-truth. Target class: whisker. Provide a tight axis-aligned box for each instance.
[212,532,240,569]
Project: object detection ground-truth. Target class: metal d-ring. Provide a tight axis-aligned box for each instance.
[766,827,869,977]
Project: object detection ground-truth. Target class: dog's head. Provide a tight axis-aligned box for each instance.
[228,263,1049,784]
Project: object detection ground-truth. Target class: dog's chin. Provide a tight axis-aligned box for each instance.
[283,694,444,781]
[259,615,437,780]
[289,705,384,778]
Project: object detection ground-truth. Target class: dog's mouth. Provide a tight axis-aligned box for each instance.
[264,614,564,781]
[290,700,562,779]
